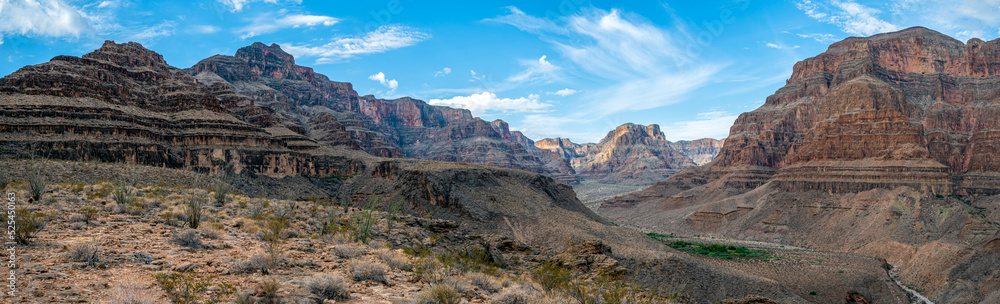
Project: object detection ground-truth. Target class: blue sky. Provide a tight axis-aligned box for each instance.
[2,0,1000,143]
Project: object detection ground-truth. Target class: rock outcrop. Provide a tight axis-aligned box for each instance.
[601,27,1000,303]
[670,138,725,165]
[535,124,697,185]
[187,43,557,176]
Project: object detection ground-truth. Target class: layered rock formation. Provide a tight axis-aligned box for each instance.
[534,124,697,185]
[187,43,555,175]
[670,138,725,165]
[0,41,358,177]
[601,27,1000,303]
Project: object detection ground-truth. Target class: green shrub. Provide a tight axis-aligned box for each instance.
[185,198,204,229]
[531,261,572,292]
[153,271,234,304]
[80,206,99,225]
[355,195,380,243]
[14,208,49,245]
[211,183,229,207]
[26,166,46,201]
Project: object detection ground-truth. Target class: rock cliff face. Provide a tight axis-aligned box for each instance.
[0,41,359,177]
[601,27,1000,303]
[186,43,555,175]
[670,138,724,165]
[534,124,697,185]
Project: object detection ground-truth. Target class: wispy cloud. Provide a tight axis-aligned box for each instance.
[795,0,900,36]
[547,88,578,96]
[508,55,559,83]
[433,67,451,77]
[764,42,800,49]
[282,25,430,64]
[429,92,553,116]
[236,10,339,40]
[126,21,175,44]
[0,0,92,44]
[191,25,221,34]
[217,0,300,12]
[793,32,839,43]
[488,7,724,117]
[368,72,398,95]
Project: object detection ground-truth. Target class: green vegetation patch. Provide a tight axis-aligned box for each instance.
[668,241,769,260]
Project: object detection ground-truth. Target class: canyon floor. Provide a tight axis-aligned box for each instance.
[5,159,917,303]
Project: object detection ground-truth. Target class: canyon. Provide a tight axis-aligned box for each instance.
[601,27,1000,304]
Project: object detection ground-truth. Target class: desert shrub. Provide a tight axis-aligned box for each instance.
[153,271,234,304]
[333,244,367,259]
[530,262,572,292]
[199,226,221,240]
[349,260,388,284]
[247,199,270,220]
[232,254,270,274]
[305,274,349,301]
[257,278,281,304]
[111,178,138,212]
[67,242,103,268]
[492,287,538,304]
[14,208,49,245]
[0,175,8,191]
[385,196,403,232]
[414,284,461,304]
[467,272,502,293]
[211,183,229,207]
[355,195,380,243]
[26,165,46,201]
[80,206,99,225]
[376,249,411,271]
[108,280,157,304]
[259,217,287,244]
[185,198,204,229]
[172,229,203,249]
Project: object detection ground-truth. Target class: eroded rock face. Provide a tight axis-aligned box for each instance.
[601,27,1000,304]
[0,41,359,177]
[670,138,724,165]
[535,123,697,185]
[186,43,557,176]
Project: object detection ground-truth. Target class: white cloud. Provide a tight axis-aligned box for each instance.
[660,111,740,140]
[795,0,900,36]
[283,25,430,64]
[508,55,560,82]
[547,88,578,96]
[434,67,451,77]
[191,25,221,34]
[217,0,301,12]
[0,0,92,43]
[237,10,339,40]
[795,32,839,43]
[489,7,724,117]
[368,72,398,94]
[429,92,553,116]
[483,6,564,35]
[764,42,800,49]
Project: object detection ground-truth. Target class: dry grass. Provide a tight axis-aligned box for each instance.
[414,284,461,304]
[376,248,411,270]
[332,244,367,259]
[349,260,388,284]
[305,274,349,301]
[108,280,157,304]
[466,272,502,293]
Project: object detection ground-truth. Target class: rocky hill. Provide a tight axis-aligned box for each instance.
[601,27,1000,303]
[0,41,355,178]
[535,123,697,185]
[186,42,554,175]
[670,138,725,165]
